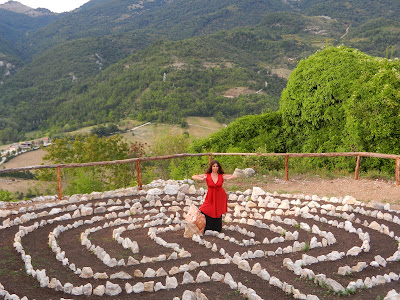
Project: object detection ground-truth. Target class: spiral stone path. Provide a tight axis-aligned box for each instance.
[0,179,400,299]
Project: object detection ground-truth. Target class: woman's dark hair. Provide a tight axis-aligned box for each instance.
[205,160,225,174]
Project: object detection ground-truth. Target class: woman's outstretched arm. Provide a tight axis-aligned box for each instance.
[192,174,206,181]
[223,174,237,180]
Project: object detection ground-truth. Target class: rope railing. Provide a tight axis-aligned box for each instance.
[0,152,399,199]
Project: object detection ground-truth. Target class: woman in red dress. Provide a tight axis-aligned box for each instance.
[192,160,237,232]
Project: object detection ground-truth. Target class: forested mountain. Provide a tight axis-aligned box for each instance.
[0,0,399,144]
[5,0,399,61]
[0,6,58,81]
[22,0,292,58]
[3,0,400,65]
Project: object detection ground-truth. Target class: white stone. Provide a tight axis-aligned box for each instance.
[338,266,351,276]
[238,260,251,272]
[125,283,133,294]
[144,268,156,277]
[164,184,180,195]
[81,207,93,216]
[182,290,197,300]
[211,272,224,281]
[251,263,262,275]
[110,271,132,279]
[147,188,163,195]
[143,281,155,292]
[300,269,314,280]
[224,272,237,289]
[258,269,270,281]
[154,282,165,292]
[105,281,122,296]
[80,267,93,278]
[375,255,387,267]
[182,272,195,284]
[196,270,210,283]
[325,278,345,293]
[346,246,362,256]
[269,276,283,289]
[132,282,145,293]
[327,251,342,261]
[82,283,92,296]
[93,272,108,279]
[251,187,266,200]
[368,221,381,231]
[351,262,367,272]
[302,254,318,265]
[93,285,105,296]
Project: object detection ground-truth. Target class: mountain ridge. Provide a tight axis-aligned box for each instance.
[0,0,55,16]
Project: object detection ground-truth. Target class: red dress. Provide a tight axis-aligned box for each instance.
[199,173,227,218]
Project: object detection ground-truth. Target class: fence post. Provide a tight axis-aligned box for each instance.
[354,155,361,180]
[209,154,213,164]
[136,160,142,190]
[57,166,62,200]
[396,158,400,186]
[285,155,289,181]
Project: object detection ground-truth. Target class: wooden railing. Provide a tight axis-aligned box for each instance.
[0,152,399,199]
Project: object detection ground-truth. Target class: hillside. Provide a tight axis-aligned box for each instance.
[0,0,399,144]
[0,8,58,81]
[4,13,334,135]
[14,0,400,59]
[22,0,292,56]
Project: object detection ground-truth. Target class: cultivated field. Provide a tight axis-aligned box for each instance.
[0,149,47,194]
[2,149,46,169]
[121,117,224,144]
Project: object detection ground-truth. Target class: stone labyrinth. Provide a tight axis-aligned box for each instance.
[1,179,400,300]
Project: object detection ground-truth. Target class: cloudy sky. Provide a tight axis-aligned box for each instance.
[0,0,91,13]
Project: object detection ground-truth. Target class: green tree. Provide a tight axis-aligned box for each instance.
[37,134,136,195]
[280,46,400,170]
[147,134,190,179]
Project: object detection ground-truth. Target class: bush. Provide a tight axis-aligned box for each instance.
[0,190,15,202]
[37,134,136,195]
[0,171,35,179]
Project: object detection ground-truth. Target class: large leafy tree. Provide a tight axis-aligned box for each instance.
[280,46,400,159]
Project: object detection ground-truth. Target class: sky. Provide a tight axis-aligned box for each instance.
[0,0,91,13]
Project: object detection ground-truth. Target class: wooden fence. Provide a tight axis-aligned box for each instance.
[0,152,399,200]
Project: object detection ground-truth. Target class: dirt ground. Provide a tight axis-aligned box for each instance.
[1,150,400,299]
[223,175,400,209]
[1,192,400,299]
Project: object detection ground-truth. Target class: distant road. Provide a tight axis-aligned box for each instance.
[341,26,350,38]
[127,122,151,132]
